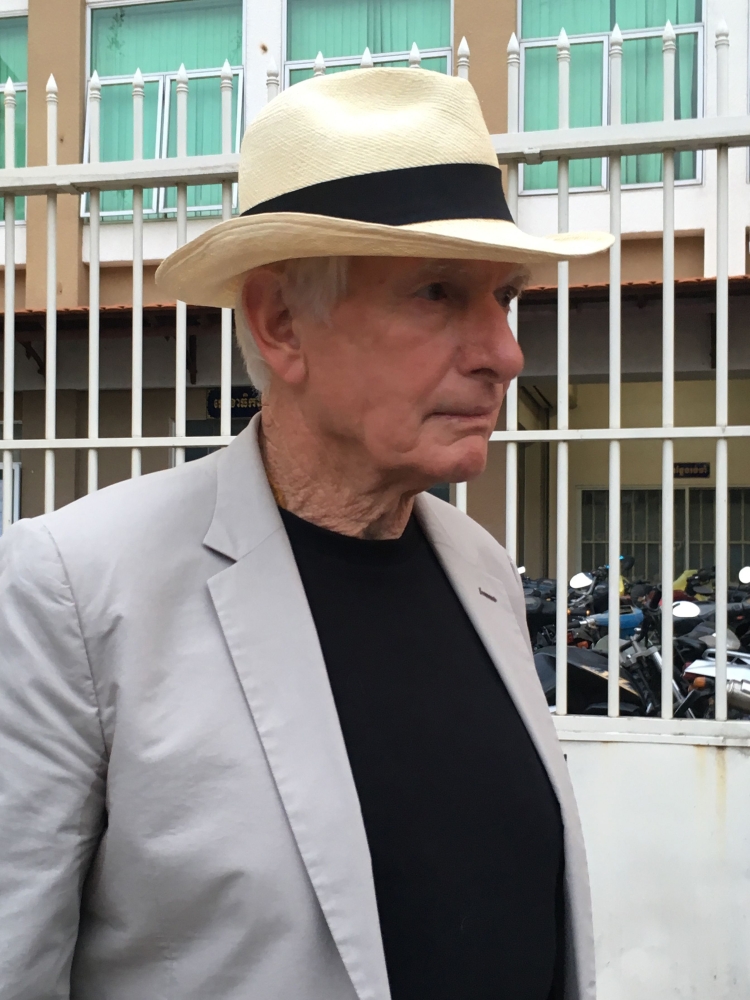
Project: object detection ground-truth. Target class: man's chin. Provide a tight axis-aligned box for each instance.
[416,440,489,489]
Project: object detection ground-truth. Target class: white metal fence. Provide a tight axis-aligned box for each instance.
[1,29,749,727]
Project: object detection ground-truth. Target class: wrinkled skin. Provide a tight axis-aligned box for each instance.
[242,256,526,538]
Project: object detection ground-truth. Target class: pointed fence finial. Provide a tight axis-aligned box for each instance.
[176,62,189,91]
[313,51,326,77]
[46,74,58,167]
[221,58,233,89]
[457,36,470,80]
[610,23,623,53]
[715,18,729,117]
[557,28,570,58]
[89,69,101,99]
[132,67,144,96]
[662,20,676,50]
[132,69,144,160]
[609,25,623,126]
[266,56,280,100]
[4,76,15,100]
[507,32,520,58]
[360,46,373,68]
[715,17,729,46]
[409,42,421,68]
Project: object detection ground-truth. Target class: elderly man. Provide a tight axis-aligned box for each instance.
[0,69,611,1000]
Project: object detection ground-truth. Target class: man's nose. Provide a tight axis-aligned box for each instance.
[460,303,525,384]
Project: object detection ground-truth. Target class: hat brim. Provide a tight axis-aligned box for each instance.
[155,212,614,308]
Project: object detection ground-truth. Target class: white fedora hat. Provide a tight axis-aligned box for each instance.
[156,67,613,308]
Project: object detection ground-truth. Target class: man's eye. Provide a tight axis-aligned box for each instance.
[418,282,449,302]
[495,286,517,309]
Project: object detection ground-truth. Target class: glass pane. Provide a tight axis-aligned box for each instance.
[522,0,609,39]
[593,492,607,542]
[729,487,742,541]
[289,54,446,85]
[674,488,686,576]
[614,0,701,30]
[622,32,698,183]
[287,0,450,61]
[91,0,242,76]
[521,0,701,37]
[164,73,240,214]
[98,80,159,215]
[581,491,594,541]
[0,88,26,219]
[524,42,603,191]
[0,16,27,82]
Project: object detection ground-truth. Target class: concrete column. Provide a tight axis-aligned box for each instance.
[453,0,515,134]
[25,0,87,309]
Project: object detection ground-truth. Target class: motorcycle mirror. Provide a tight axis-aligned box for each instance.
[672,600,701,619]
[739,566,750,585]
[569,572,593,591]
[517,566,526,576]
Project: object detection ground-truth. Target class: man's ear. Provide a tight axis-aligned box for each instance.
[241,268,307,386]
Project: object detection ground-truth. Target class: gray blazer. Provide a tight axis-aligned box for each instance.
[0,420,595,1000]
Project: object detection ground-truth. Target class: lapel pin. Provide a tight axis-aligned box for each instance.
[478,587,497,603]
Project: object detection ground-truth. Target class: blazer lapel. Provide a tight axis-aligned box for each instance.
[415,496,572,799]
[205,421,390,1000]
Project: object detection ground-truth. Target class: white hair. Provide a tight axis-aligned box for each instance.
[234,257,351,394]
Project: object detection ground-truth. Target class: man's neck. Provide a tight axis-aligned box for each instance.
[259,404,415,540]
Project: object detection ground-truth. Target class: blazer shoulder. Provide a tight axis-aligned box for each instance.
[28,451,222,565]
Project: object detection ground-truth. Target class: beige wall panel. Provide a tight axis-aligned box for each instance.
[26,0,87,308]
[0,269,26,310]
[100,266,174,307]
[454,0,516,135]
[527,235,705,288]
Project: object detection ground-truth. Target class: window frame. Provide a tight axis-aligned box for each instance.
[577,485,750,582]
[281,0,454,89]
[83,0,245,220]
[519,19,705,196]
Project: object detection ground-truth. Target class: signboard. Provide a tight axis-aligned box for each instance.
[674,462,710,479]
[206,386,261,421]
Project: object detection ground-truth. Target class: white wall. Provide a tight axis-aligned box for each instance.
[558,717,750,1000]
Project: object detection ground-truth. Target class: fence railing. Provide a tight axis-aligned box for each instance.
[1,29,749,726]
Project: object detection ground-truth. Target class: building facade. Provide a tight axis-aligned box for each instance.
[0,0,749,584]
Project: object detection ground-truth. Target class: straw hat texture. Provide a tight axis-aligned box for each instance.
[156,67,613,308]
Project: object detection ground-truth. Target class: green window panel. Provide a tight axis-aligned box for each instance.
[621,32,698,183]
[0,16,27,220]
[523,42,604,191]
[163,73,241,216]
[90,0,241,75]
[90,0,242,219]
[522,0,701,39]
[287,0,450,62]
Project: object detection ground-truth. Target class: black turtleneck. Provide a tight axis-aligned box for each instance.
[279,506,564,1000]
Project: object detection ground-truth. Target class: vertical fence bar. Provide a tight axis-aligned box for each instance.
[661,23,676,718]
[220,61,233,440]
[455,481,468,513]
[504,32,520,559]
[457,36,470,80]
[3,79,16,532]
[87,72,101,493]
[266,57,280,101]
[174,64,188,466]
[131,69,144,478]
[714,19,730,721]
[607,26,623,717]
[555,29,570,716]
[44,75,58,513]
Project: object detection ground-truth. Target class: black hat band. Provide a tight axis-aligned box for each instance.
[241,162,514,227]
